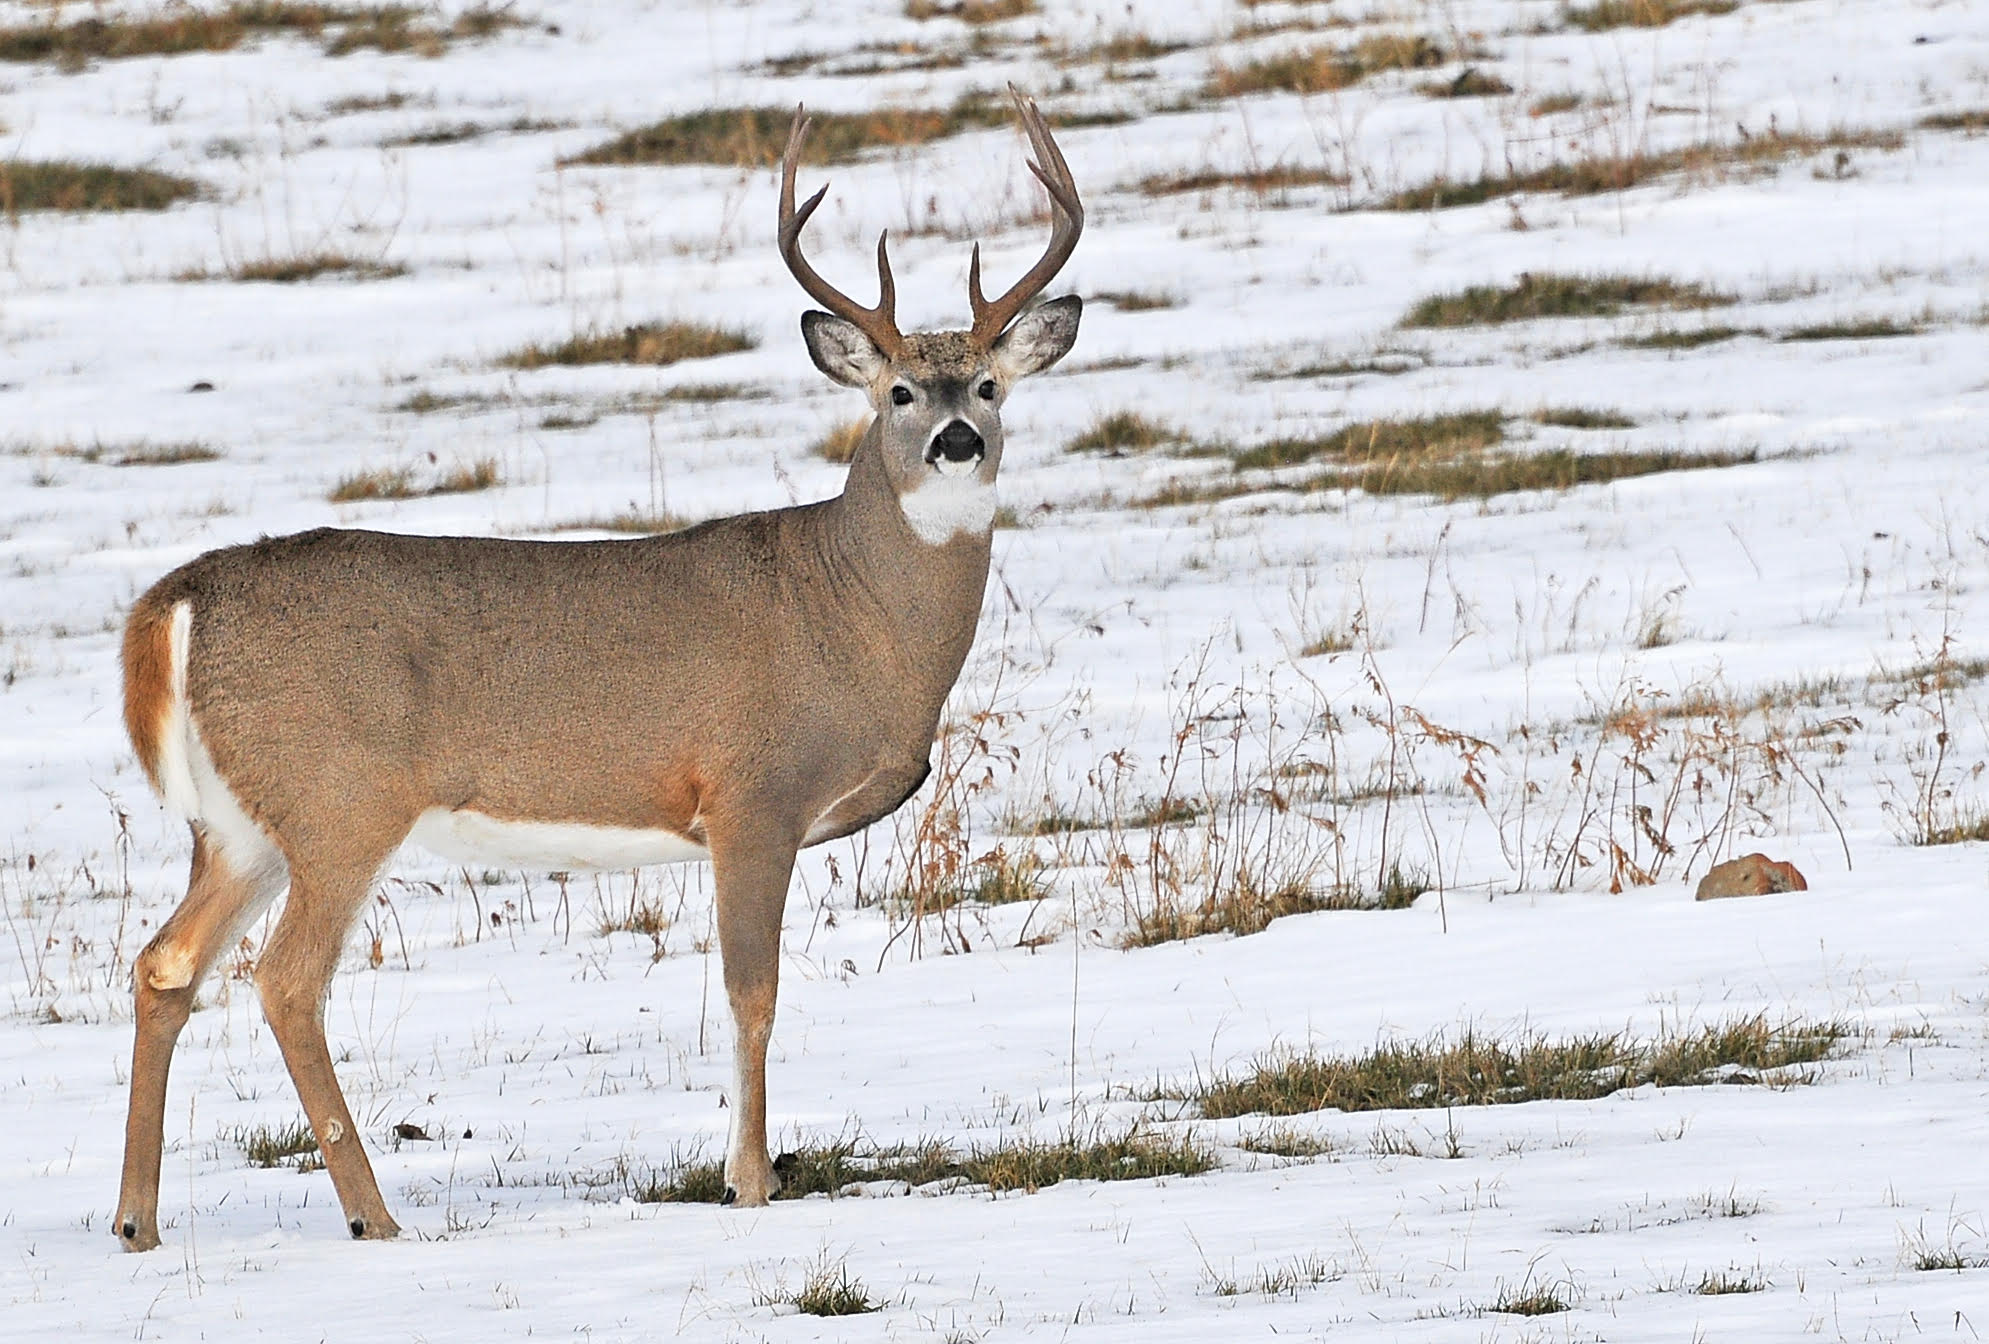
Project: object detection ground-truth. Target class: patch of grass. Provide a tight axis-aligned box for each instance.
[1065,33,1189,65]
[810,417,870,464]
[325,90,417,115]
[500,320,757,370]
[1207,1252,1342,1297]
[564,94,1034,169]
[773,1257,880,1317]
[1692,1268,1767,1295]
[1528,91,1585,116]
[1065,411,1190,455]
[1621,325,1757,350]
[595,891,669,937]
[1421,67,1512,98]
[1347,447,1758,500]
[905,0,1036,20]
[382,116,565,147]
[181,250,405,283]
[0,160,201,212]
[1187,1015,1847,1119]
[1208,33,1451,98]
[1486,1278,1571,1315]
[888,846,1049,915]
[1531,406,1636,430]
[538,409,597,431]
[625,1126,1213,1207]
[1914,808,1989,847]
[395,389,497,414]
[1232,411,1506,471]
[1094,289,1179,311]
[1402,273,1734,328]
[236,1120,319,1169]
[1383,126,1902,211]
[1235,1126,1340,1159]
[1561,0,1739,31]
[329,457,500,502]
[551,510,693,535]
[44,439,221,466]
[0,4,518,67]
[1776,317,1921,342]
[1920,109,1989,134]
[1138,164,1344,196]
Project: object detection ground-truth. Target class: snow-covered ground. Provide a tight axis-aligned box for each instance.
[5,0,1989,1338]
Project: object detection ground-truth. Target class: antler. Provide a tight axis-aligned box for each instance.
[968,85,1085,348]
[778,107,905,360]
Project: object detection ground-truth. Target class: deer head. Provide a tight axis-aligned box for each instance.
[779,87,1083,539]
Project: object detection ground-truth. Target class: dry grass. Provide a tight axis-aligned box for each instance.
[1401,273,1734,327]
[500,320,757,369]
[382,116,565,147]
[1561,0,1740,31]
[1065,411,1191,455]
[1,160,201,212]
[1421,67,1513,99]
[1383,127,1901,211]
[1530,406,1636,430]
[1186,1016,1848,1119]
[810,417,870,463]
[329,457,501,502]
[1621,325,1759,350]
[179,250,405,283]
[1139,164,1345,196]
[236,1120,319,1169]
[1777,317,1922,342]
[564,96,1019,169]
[1346,447,1757,500]
[755,1256,881,1317]
[40,439,222,466]
[1208,33,1454,99]
[0,4,519,67]
[905,0,1036,20]
[550,510,693,535]
[1920,109,1989,134]
[1528,91,1586,116]
[1232,411,1505,471]
[1093,289,1180,311]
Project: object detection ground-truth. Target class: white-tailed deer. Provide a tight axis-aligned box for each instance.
[113,88,1082,1250]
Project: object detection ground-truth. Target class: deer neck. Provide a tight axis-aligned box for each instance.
[822,432,993,691]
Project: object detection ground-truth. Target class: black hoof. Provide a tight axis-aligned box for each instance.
[350,1218,367,1238]
[720,1186,738,1206]
[772,1152,798,1175]
[119,1220,137,1241]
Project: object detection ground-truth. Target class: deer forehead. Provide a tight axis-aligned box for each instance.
[896,332,988,382]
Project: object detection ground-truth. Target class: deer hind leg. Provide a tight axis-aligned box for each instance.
[117,826,287,1252]
[709,830,800,1208]
[253,850,402,1241]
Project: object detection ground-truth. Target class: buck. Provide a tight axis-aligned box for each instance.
[113,90,1082,1250]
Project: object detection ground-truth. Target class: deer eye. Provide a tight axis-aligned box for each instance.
[978,379,998,400]
[891,385,914,406]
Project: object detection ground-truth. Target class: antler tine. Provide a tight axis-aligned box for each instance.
[968,85,1086,347]
[777,105,904,358]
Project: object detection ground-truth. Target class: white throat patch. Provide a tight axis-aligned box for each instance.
[899,472,997,545]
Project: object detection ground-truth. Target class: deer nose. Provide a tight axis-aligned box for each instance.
[927,420,985,465]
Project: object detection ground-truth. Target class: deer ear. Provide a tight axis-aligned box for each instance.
[990,294,1082,380]
[802,311,890,388]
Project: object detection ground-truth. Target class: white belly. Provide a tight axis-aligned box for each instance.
[406,808,711,871]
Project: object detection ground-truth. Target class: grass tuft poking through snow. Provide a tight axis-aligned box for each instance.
[0,160,201,212]
[499,321,758,370]
[1185,1016,1850,1119]
[1402,274,1733,328]
[236,1120,320,1169]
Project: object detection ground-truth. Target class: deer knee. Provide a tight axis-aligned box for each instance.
[135,930,200,993]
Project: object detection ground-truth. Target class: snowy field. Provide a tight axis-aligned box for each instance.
[5,0,1989,1338]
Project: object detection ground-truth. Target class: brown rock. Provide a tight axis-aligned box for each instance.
[1695,853,1809,901]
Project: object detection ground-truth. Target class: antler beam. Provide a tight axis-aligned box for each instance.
[968,85,1085,348]
[778,108,905,360]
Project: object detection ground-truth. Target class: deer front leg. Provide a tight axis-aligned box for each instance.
[708,828,799,1207]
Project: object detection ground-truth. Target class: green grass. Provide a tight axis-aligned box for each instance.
[500,320,758,369]
[1065,411,1190,455]
[752,1254,882,1317]
[1401,273,1733,327]
[1231,411,1505,470]
[0,160,201,212]
[624,1125,1214,1204]
[1561,0,1739,30]
[1382,127,1901,211]
[1185,1016,1848,1119]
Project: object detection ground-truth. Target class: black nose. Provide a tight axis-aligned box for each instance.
[928,420,985,463]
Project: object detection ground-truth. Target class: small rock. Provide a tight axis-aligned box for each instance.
[1695,853,1808,901]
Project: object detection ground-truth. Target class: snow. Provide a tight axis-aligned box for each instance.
[5,0,1989,1338]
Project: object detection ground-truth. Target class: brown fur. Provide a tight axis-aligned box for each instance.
[120,593,176,794]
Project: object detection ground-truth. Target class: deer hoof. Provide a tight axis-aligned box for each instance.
[721,1186,738,1206]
